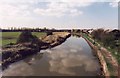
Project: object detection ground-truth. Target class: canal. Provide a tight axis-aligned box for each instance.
[2,36,100,76]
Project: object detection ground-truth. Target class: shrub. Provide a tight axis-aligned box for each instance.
[16,30,34,43]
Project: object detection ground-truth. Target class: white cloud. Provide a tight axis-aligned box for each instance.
[70,9,83,16]
[33,1,94,17]
[109,0,119,7]
[33,2,70,17]
[109,2,118,7]
[0,0,118,18]
[0,0,118,28]
[33,0,119,17]
[0,0,32,19]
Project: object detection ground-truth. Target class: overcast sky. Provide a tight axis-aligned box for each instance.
[0,0,119,29]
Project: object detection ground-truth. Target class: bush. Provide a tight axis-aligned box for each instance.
[16,30,49,47]
[16,30,34,43]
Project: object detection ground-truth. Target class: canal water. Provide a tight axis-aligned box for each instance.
[2,36,100,76]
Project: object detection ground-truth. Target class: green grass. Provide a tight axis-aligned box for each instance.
[2,32,21,38]
[1,32,46,46]
[106,46,120,64]
[2,39,17,46]
[32,32,46,38]
[1,32,21,46]
[81,33,94,44]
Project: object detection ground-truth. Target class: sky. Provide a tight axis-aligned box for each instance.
[0,0,119,29]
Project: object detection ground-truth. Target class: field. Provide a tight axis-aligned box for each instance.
[1,32,46,46]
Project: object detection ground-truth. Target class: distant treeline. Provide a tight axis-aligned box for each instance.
[1,29,71,32]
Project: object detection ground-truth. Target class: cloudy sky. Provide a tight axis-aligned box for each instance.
[0,0,119,29]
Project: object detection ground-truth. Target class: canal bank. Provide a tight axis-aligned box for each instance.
[2,32,71,70]
[81,33,110,77]
[2,36,101,76]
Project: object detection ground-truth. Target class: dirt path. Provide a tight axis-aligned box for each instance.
[100,47,118,76]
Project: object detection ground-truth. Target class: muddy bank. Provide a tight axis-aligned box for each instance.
[81,35,110,77]
[1,32,71,70]
[41,32,71,48]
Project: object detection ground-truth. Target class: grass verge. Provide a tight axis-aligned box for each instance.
[1,32,46,46]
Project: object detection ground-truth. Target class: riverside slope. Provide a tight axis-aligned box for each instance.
[2,32,71,70]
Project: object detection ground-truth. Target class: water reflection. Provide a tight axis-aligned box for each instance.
[2,53,44,76]
[46,40,100,76]
[2,37,100,76]
[23,53,44,65]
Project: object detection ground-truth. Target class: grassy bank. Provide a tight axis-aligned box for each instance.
[1,32,46,46]
[81,33,119,76]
